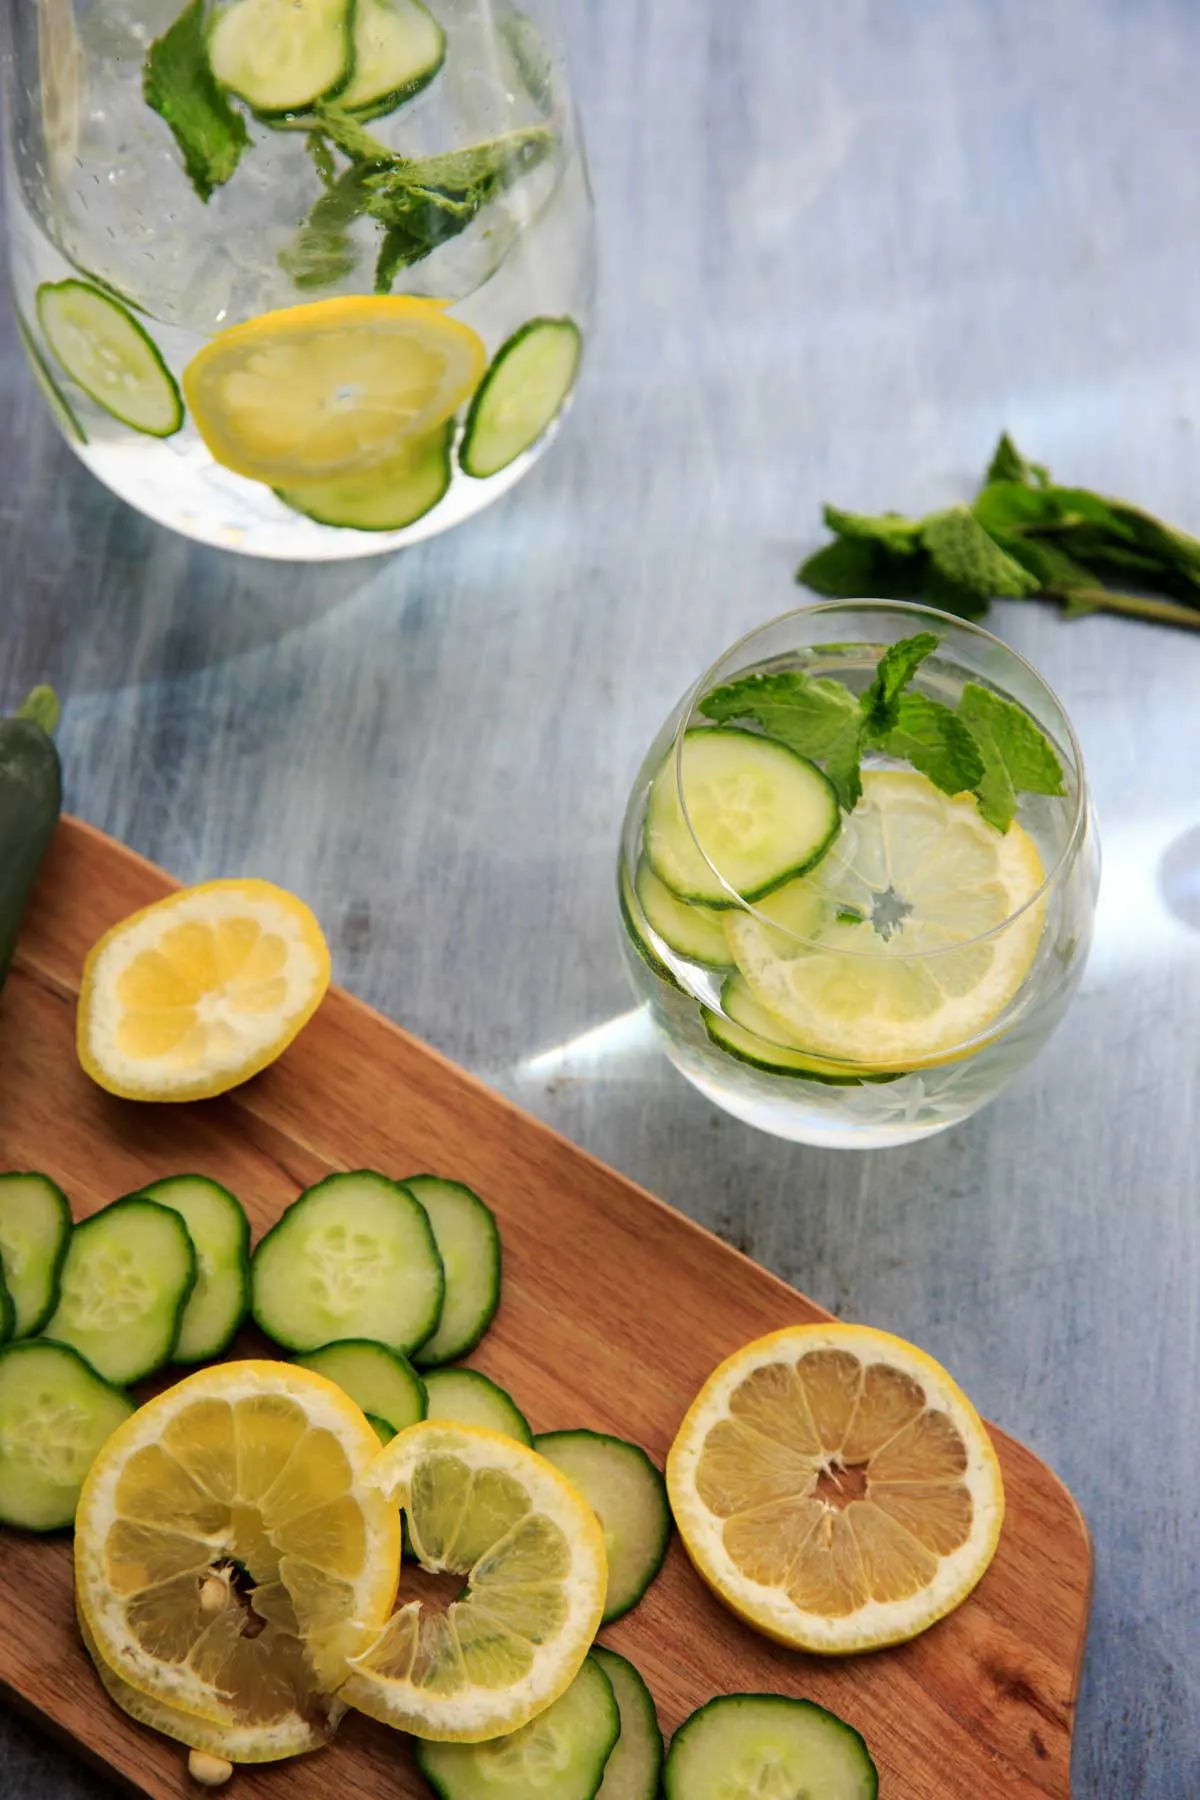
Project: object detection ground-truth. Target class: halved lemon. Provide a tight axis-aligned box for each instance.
[183,297,486,486]
[667,1323,1004,1654]
[725,769,1046,1068]
[341,1422,607,1742]
[74,1362,400,1744]
[77,879,331,1102]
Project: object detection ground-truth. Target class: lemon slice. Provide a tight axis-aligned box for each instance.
[725,769,1046,1068]
[77,879,331,1103]
[667,1323,1004,1654]
[341,1422,607,1742]
[74,1362,400,1739]
[183,297,486,486]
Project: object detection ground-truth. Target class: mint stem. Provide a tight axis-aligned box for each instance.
[1045,585,1200,630]
[16,685,60,735]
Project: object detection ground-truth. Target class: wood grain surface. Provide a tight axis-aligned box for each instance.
[0,820,1091,1799]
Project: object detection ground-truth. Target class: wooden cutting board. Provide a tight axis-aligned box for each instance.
[0,820,1091,1799]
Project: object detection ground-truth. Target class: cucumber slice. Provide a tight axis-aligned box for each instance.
[534,1430,669,1623]
[0,1268,12,1344]
[708,974,902,1084]
[277,422,453,531]
[0,1172,71,1338]
[35,281,183,437]
[340,0,445,118]
[40,1198,196,1385]
[664,1695,878,1800]
[0,1340,135,1530]
[405,1176,501,1367]
[423,1367,532,1445]
[293,1338,427,1434]
[14,308,87,443]
[644,728,840,906]
[131,1175,250,1363]
[618,865,683,994]
[416,1654,620,1800]
[591,1648,663,1800]
[251,1170,444,1357]
[366,1412,396,1444]
[634,858,731,968]
[208,0,353,116]
[460,317,581,479]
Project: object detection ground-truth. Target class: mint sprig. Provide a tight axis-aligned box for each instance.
[698,631,1064,833]
[798,433,1200,631]
[143,0,249,202]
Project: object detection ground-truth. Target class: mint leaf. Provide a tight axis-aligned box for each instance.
[797,535,926,600]
[958,683,1065,794]
[920,565,991,621]
[143,0,249,202]
[698,669,864,810]
[823,505,924,553]
[278,167,371,288]
[971,479,1064,537]
[985,432,1049,488]
[921,506,1041,600]
[861,632,940,735]
[885,692,982,797]
[822,716,866,811]
[991,532,1096,593]
[314,106,397,169]
[364,127,554,274]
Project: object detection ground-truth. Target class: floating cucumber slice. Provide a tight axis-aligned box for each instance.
[416,1655,620,1800]
[340,0,445,118]
[644,727,840,905]
[664,1695,878,1800]
[294,1338,428,1434]
[0,1172,71,1338]
[707,974,901,1084]
[405,1176,501,1367]
[591,1648,663,1800]
[208,0,353,115]
[619,865,684,994]
[460,317,581,479]
[534,1430,670,1623]
[40,1198,196,1385]
[277,422,453,531]
[0,1340,134,1530]
[36,281,183,437]
[251,1170,445,1357]
[634,858,731,968]
[14,309,87,443]
[423,1367,532,1445]
[131,1175,250,1363]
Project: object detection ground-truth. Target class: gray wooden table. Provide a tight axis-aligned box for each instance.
[3,1,1199,1793]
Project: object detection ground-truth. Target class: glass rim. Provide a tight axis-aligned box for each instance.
[671,597,1090,961]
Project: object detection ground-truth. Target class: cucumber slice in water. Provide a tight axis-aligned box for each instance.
[644,727,840,905]
[634,858,731,968]
[591,1648,663,1800]
[423,1367,532,1445]
[663,1695,878,1800]
[0,1172,71,1339]
[416,1654,620,1800]
[366,1412,396,1444]
[14,308,87,443]
[340,0,445,118]
[0,1340,134,1531]
[40,1198,196,1385]
[251,1170,445,1356]
[277,422,453,532]
[294,1338,428,1434]
[36,281,183,437]
[534,1430,670,1623]
[460,317,582,479]
[131,1175,250,1363]
[618,865,683,994]
[405,1176,501,1367]
[208,0,353,116]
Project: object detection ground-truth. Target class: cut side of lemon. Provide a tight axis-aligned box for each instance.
[74,1362,400,1746]
[725,769,1046,1068]
[667,1323,1004,1654]
[341,1422,607,1743]
[183,297,486,486]
[77,879,331,1103]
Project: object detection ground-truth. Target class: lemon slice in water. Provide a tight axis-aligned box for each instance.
[725,769,1046,1068]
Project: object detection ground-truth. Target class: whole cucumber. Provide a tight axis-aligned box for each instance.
[0,687,62,990]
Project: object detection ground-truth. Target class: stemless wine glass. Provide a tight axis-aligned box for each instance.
[618,602,1101,1149]
[2,0,593,557]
